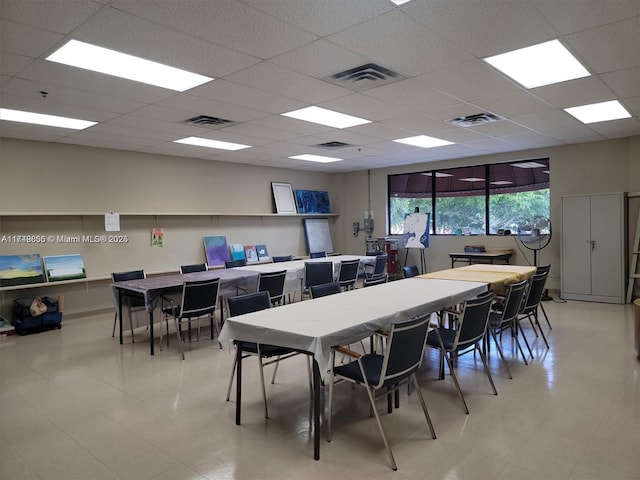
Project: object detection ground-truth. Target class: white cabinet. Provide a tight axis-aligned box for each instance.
[561,193,627,303]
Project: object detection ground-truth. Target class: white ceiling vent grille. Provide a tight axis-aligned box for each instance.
[448,112,503,127]
[325,63,405,91]
[184,115,234,128]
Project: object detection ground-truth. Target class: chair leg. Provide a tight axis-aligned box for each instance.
[510,322,529,365]
[517,320,534,360]
[477,345,498,395]
[490,329,512,379]
[174,317,186,360]
[364,386,397,471]
[327,351,335,442]
[411,376,436,439]
[127,305,135,343]
[533,311,550,349]
[257,352,269,419]
[112,312,117,337]
[443,351,469,414]
[540,304,552,329]
[270,357,280,384]
[226,350,238,401]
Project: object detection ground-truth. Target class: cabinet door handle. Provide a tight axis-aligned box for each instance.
[591,240,596,250]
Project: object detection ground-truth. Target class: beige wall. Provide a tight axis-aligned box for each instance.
[1,135,639,315]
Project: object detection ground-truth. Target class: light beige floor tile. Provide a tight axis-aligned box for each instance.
[0,300,639,479]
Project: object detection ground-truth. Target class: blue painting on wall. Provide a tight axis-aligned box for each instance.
[294,190,331,214]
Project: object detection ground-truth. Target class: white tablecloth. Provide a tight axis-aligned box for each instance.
[235,255,375,297]
[218,278,487,374]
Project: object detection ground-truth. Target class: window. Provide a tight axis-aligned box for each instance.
[388,159,549,235]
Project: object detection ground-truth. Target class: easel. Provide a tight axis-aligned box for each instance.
[402,247,427,274]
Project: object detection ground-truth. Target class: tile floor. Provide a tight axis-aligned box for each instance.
[1,296,639,479]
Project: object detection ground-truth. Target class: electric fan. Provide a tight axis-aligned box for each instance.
[517,216,551,266]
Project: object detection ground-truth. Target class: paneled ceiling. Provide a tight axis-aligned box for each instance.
[1,0,638,172]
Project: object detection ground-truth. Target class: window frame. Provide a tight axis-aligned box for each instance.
[387,158,549,236]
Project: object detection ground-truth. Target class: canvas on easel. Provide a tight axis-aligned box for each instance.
[402,212,430,273]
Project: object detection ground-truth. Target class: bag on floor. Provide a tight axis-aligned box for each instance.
[14,296,62,335]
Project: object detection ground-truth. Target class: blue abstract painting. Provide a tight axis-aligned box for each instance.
[294,190,331,214]
[203,235,230,266]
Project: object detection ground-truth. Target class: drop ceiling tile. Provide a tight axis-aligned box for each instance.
[188,79,304,115]
[156,94,270,123]
[2,77,148,114]
[502,131,564,148]
[513,110,582,132]
[544,124,604,142]
[567,17,640,73]
[0,19,64,58]
[0,92,116,122]
[110,0,317,59]
[531,76,618,108]
[467,119,534,137]
[348,121,414,140]
[601,67,640,99]
[106,115,209,138]
[86,122,175,142]
[532,0,640,35]
[587,116,640,138]
[424,60,523,103]
[247,114,335,136]
[0,52,36,77]
[225,61,352,104]
[319,93,409,121]
[310,129,381,146]
[380,114,452,135]
[0,122,68,142]
[269,40,369,79]
[215,123,302,142]
[70,7,260,78]
[0,0,102,34]
[18,60,178,104]
[241,0,393,37]
[365,77,461,113]
[474,92,555,119]
[404,0,558,57]
[62,129,161,148]
[327,10,473,77]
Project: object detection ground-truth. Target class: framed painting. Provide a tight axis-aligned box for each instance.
[271,182,297,214]
[43,254,87,282]
[0,254,45,287]
[294,190,331,214]
[203,235,230,266]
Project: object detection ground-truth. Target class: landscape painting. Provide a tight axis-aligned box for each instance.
[203,235,230,266]
[43,254,87,282]
[294,190,331,214]
[0,254,45,287]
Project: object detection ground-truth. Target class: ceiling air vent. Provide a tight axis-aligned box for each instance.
[324,63,405,91]
[317,141,351,149]
[448,112,503,127]
[184,115,234,127]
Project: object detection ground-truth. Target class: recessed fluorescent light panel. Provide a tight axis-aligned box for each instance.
[491,181,513,185]
[0,108,96,130]
[281,106,371,129]
[459,177,485,182]
[484,39,590,89]
[564,100,632,124]
[46,39,213,92]
[289,154,342,163]
[421,172,453,177]
[390,0,413,5]
[393,135,454,149]
[174,136,251,151]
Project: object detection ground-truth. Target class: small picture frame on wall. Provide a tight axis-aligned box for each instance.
[271,182,297,214]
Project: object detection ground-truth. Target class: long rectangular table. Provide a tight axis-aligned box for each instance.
[235,255,375,299]
[419,264,536,294]
[112,269,259,355]
[449,251,513,268]
[218,277,488,460]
